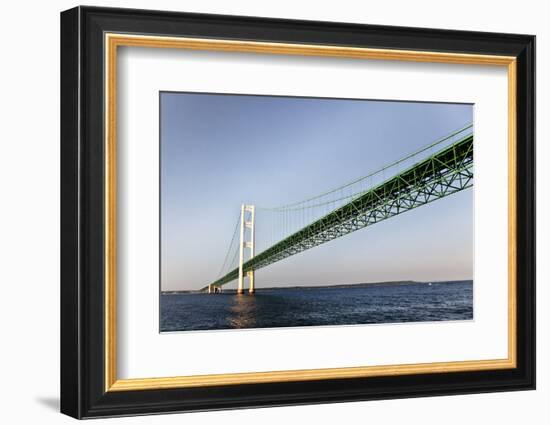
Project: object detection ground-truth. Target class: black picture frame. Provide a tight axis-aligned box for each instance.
[61,5,535,419]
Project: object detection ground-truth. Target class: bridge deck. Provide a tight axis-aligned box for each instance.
[207,132,473,288]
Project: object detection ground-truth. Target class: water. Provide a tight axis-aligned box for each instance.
[160,281,473,332]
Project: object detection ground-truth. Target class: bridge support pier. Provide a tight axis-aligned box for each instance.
[237,205,245,294]
[237,204,255,295]
[237,280,244,295]
[248,271,255,294]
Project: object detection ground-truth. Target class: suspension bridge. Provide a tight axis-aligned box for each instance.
[203,124,474,294]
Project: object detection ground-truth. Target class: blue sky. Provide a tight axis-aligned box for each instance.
[160,92,473,291]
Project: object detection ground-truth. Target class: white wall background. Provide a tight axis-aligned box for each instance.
[0,0,545,423]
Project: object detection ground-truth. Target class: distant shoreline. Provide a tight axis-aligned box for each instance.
[161,279,472,295]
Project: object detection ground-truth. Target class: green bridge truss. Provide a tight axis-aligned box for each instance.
[209,132,473,288]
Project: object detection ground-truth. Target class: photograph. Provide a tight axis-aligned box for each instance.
[159,92,474,332]
[57,4,536,419]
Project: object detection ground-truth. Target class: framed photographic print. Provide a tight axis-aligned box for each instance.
[60,6,535,419]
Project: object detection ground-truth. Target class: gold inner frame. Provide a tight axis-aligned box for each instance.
[104,33,518,392]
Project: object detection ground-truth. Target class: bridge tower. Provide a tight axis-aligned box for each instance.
[237,204,255,294]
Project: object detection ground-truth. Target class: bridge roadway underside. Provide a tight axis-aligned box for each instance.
[207,134,473,289]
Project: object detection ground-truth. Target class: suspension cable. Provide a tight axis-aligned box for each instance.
[216,210,241,279]
[257,123,473,212]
